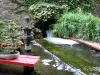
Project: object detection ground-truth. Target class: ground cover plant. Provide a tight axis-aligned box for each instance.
[53,10,100,42]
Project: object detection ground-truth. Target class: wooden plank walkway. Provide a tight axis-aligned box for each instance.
[71,37,100,51]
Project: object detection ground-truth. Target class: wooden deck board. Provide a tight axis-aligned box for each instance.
[77,39,100,50]
[71,38,100,51]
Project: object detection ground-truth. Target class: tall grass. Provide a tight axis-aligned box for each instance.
[53,10,100,42]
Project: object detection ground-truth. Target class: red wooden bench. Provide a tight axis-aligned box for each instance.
[0,55,40,75]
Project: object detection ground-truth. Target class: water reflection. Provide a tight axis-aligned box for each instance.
[42,59,53,65]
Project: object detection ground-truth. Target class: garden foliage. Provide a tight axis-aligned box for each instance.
[29,3,67,21]
[13,0,93,12]
[44,0,93,12]
[13,0,93,21]
[53,10,100,42]
[0,20,21,43]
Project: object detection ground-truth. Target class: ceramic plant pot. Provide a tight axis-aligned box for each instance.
[0,51,20,60]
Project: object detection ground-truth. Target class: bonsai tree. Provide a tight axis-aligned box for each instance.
[0,20,23,54]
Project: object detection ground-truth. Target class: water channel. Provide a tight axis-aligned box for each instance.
[31,30,100,75]
[32,41,85,75]
[32,39,100,75]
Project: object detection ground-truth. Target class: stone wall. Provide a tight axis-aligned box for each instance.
[93,4,100,17]
[0,0,28,26]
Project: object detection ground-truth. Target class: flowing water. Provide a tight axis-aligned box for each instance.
[32,41,85,75]
[31,30,100,75]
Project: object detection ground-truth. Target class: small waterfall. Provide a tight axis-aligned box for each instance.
[46,30,53,39]
[45,30,79,46]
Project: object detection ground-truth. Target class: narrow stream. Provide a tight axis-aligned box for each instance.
[32,41,86,75]
[31,30,100,75]
[59,44,100,75]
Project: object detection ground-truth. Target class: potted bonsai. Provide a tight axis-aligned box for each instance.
[0,20,23,60]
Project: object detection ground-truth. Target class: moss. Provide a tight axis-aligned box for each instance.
[36,39,95,74]
[0,20,4,25]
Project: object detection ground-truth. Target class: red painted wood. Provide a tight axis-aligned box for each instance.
[72,39,100,51]
[0,55,40,67]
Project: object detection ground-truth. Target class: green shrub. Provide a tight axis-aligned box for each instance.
[0,20,21,43]
[29,3,67,21]
[13,0,93,12]
[53,10,100,42]
[95,0,100,3]
[0,20,4,25]
[46,0,93,12]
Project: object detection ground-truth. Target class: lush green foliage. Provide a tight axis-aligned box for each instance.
[29,3,67,21]
[44,0,93,12]
[13,0,94,22]
[0,20,22,54]
[12,0,67,6]
[95,0,100,3]
[13,0,93,12]
[53,10,100,42]
[0,20,21,43]
[67,0,93,12]
[14,0,94,11]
